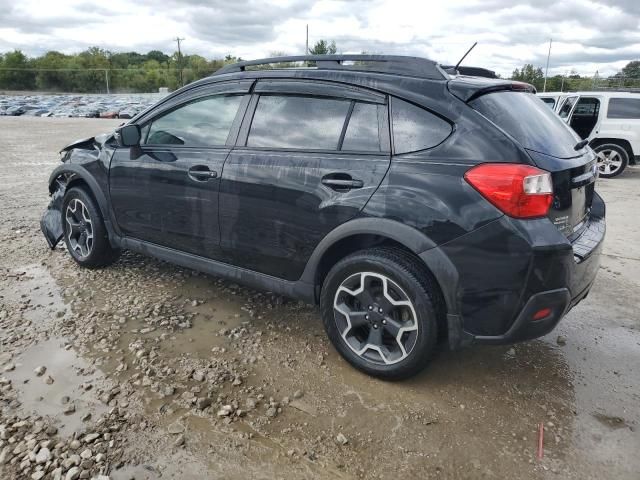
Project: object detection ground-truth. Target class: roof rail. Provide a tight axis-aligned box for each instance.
[213,54,448,80]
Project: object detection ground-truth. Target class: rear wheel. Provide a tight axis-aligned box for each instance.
[62,187,120,268]
[320,248,440,380]
[594,143,628,178]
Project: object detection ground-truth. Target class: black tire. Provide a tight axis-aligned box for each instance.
[62,187,120,268]
[593,143,628,178]
[320,247,442,380]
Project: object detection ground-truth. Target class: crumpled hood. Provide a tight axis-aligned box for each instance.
[59,132,113,153]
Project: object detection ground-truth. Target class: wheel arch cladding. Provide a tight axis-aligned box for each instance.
[45,164,118,247]
[300,217,460,327]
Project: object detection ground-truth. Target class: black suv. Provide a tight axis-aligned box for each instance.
[41,55,605,379]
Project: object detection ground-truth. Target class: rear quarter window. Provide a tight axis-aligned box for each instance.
[391,98,452,154]
[607,98,640,119]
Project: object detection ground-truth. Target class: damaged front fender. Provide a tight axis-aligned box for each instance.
[40,177,67,249]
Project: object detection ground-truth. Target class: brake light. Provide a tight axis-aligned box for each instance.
[464,164,553,219]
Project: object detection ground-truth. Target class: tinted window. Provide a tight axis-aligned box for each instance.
[248,95,350,149]
[471,91,580,159]
[391,98,452,154]
[540,97,556,108]
[572,97,599,117]
[558,96,577,119]
[342,102,387,152]
[145,95,242,146]
[607,98,640,119]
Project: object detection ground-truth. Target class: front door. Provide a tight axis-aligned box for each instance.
[218,80,391,280]
[109,92,247,259]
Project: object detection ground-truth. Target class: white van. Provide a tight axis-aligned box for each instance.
[538,91,640,178]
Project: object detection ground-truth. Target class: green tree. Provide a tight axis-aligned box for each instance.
[511,63,544,89]
[621,60,640,79]
[0,50,36,90]
[309,40,337,55]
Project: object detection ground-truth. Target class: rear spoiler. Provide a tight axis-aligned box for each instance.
[448,77,536,102]
[440,65,499,79]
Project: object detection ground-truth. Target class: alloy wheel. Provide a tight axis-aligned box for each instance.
[333,272,419,365]
[596,149,623,176]
[65,198,94,258]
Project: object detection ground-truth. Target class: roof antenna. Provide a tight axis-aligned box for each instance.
[454,42,478,71]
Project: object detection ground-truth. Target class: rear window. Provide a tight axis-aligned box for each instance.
[470,91,581,159]
[607,98,640,119]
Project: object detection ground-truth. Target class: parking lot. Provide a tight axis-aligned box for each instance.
[1,117,638,479]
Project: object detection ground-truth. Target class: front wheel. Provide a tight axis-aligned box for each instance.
[320,248,441,380]
[62,187,120,268]
[594,143,628,178]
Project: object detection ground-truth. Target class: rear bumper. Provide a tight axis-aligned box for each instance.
[435,192,605,347]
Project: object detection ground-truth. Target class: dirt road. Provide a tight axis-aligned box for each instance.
[1,117,638,479]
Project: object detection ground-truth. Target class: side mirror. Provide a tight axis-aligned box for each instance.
[116,124,141,147]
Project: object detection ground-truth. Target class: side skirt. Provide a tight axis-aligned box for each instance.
[121,237,316,304]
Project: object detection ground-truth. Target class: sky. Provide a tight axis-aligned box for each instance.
[0,0,638,77]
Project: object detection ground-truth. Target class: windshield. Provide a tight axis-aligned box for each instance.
[470,91,581,159]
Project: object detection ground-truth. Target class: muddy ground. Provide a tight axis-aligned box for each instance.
[0,117,638,480]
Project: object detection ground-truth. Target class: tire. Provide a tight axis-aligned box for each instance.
[594,143,628,178]
[320,247,441,380]
[62,186,120,268]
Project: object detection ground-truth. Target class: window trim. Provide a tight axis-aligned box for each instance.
[139,92,250,149]
[237,92,391,154]
[133,80,254,125]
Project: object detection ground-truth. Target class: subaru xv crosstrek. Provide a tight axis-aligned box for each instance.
[41,55,605,379]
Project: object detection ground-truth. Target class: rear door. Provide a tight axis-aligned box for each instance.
[218,80,391,280]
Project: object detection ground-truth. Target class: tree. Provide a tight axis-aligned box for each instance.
[0,50,36,90]
[511,64,544,89]
[147,50,169,64]
[309,40,337,55]
[621,60,640,79]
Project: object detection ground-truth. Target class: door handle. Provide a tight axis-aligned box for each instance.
[188,165,218,181]
[321,174,364,190]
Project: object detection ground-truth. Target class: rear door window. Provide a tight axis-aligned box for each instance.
[558,96,578,120]
[540,97,556,108]
[145,95,243,146]
[470,91,580,158]
[247,95,350,150]
[391,98,452,154]
[341,102,389,152]
[607,98,640,119]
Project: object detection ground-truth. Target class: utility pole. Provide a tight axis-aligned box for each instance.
[104,69,110,94]
[543,38,552,92]
[306,24,309,54]
[174,37,185,87]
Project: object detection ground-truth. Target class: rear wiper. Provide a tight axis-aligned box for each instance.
[574,139,589,151]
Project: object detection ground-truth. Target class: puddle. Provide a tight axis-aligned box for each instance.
[2,264,68,326]
[4,338,108,436]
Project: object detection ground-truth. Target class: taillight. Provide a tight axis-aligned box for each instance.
[464,163,553,219]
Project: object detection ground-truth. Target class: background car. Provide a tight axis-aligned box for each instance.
[538,91,640,177]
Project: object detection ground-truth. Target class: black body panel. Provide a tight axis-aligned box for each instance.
[109,146,230,259]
